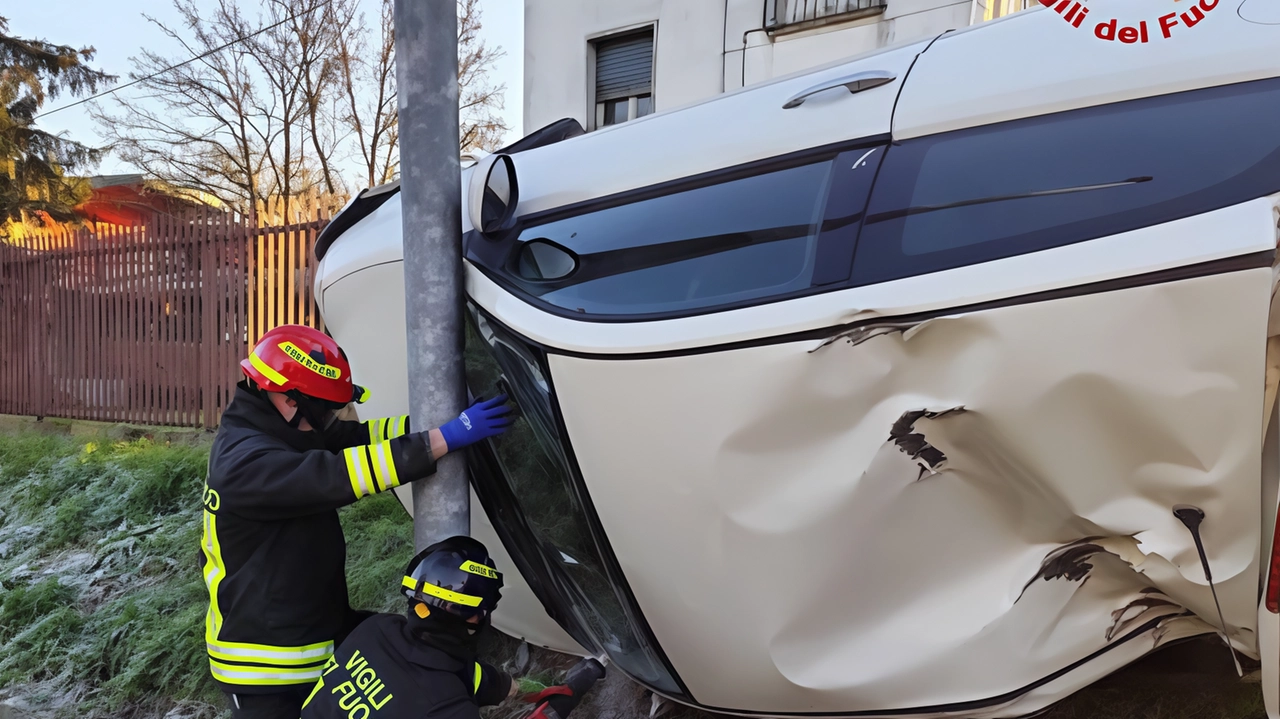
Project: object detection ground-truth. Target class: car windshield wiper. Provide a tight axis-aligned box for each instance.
[865,176,1153,224]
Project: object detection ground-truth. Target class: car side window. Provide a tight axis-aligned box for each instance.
[514,160,832,317]
[500,144,885,319]
[852,77,1280,286]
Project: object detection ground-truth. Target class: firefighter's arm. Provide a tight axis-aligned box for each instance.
[473,661,515,707]
[521,658,606,719]
[329,394,515,455]
[210,433,438,520]
[324,415,412,451]
[335,395,514,457]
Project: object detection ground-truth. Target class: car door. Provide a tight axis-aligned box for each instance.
[481,75,1280,718]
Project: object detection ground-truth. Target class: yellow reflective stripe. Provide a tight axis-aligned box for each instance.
[206,639,334,666]
[201,504,226,643]
[343,446,373,498]
[210,659,325,686]
[473,662,482,694]
[371,440,400,490]
[460,561,498,579]
[389,415,408,439]
[366,416,409,442]
[248,351,288,387]
[401,576,483,607]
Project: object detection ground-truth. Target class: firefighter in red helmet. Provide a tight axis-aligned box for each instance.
[201,324,513,719]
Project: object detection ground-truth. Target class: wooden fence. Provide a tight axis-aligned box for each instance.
[0,208,330,428]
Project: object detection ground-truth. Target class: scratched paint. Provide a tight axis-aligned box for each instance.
[552,265,1270,715]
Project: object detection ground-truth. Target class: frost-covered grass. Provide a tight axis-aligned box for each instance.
[0,429,415,718]
[0,432,213,717]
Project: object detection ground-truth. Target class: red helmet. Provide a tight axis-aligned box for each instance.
[240,325,369,405]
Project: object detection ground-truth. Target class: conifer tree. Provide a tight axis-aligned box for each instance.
[0,16,114,233]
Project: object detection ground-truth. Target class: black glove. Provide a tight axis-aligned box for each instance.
[524,658,606,719]
[474,662,513,707]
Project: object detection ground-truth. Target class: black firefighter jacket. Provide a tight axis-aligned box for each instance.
[300,614,511,719]
[201,383,434,694]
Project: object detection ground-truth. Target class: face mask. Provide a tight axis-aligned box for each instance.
[407,603,490,661]
[286,391,339,432]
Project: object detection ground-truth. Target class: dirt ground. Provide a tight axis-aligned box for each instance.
[481,634,1266,719]
[1035,636,1265,719]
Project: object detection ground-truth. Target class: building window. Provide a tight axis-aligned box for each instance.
[593,29,654,129]
[765,0,887,32]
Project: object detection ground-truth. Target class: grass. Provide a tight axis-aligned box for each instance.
[0,431,214,717]
[0,427,417,718]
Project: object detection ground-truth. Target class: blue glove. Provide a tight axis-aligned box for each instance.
[438,395,515,452]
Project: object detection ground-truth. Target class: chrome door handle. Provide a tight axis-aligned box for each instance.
[782,70,897,109]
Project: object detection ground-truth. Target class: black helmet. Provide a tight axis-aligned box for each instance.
[402,536,504,621]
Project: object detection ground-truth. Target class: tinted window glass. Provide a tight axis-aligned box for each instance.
[515,160,835,316]
[463,308,684,695]
[853,78,1280,286]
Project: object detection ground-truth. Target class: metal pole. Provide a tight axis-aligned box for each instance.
[394,0,470,549]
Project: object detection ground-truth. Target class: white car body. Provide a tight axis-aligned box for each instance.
[315,4,1280,717]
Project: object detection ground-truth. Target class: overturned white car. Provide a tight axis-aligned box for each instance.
[314,5,1280,717]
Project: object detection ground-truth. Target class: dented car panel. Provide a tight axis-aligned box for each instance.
[549,258,1271,714]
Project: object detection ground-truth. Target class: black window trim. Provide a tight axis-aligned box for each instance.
[464,133,892,324]
[479,250,1274,362]
[464,305,695,701]
[851,75,1280,288]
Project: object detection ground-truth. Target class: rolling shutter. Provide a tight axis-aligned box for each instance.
[595,30,653,102]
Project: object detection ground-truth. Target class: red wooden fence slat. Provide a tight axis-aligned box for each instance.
[2,209,329,427]
[148,215,160,427]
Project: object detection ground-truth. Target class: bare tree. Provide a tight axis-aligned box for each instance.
[255,0,360,200]
[93,0,276,213]
[337,0,399,188]
[95,0,510,207]
[457,0,509,153]
[290,0,360,196]
[246,1,307,205]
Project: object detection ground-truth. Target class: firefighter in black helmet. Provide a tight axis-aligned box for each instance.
[300,536,514,719]
[300,536,604,719]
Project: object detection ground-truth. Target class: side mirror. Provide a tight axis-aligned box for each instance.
[516,239,578,281]
[468,153,519,235]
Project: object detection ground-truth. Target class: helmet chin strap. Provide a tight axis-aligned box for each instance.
[284,390,338,431]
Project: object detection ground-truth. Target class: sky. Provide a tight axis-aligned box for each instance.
[5,0,525,178]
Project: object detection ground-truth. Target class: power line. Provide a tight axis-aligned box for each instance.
[34,0,335,120]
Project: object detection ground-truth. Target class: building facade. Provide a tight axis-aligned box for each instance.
[523,0,1032,134]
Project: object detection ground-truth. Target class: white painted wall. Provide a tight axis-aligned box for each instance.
[524,0,975,134]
